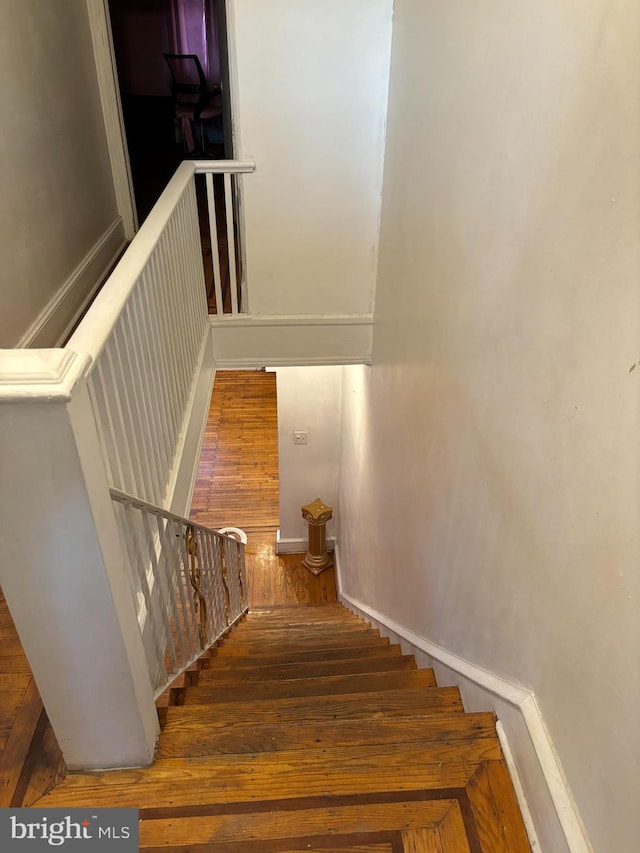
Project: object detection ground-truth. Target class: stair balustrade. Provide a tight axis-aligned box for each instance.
[69,159,255,508]
[0,158,254,769]
[110,488,247,698]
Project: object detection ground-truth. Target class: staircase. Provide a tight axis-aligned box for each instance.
[35,602,531,851]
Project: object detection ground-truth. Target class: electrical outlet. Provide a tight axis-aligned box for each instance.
[293,430,309,445]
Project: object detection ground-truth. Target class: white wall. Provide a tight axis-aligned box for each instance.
[229,0,393,318]
[0,1,121,347]
[275,366,342,543]
[338,2,640,851]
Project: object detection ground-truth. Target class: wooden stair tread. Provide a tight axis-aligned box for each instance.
[180,669,437,704]
[37,741,486,807]
[214,635,391,656]
[41,759,529,850]
[156,712,498,758]
[139,798,458,848]
[198,653,414,683]
[234,614,369,630]
[161,685,464,725]
[0,691,33,729]
[228,629,376,644]
[227,628,381,646]
[465,760,531,852]
[235,614,371,626]
[0,656,33,674]
[0,639,31,657]
[242,608,366,623]
[247,603,352,613]
[207,641,396,665]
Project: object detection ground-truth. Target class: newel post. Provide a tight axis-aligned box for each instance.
[301,498,334,575]
[0,350,159,770]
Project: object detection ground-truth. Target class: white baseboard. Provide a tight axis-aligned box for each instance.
[275,529,336,555]
[210,314,373,367]
[17,218,126,349]
[334,544,592,853]
[167,327,216,516]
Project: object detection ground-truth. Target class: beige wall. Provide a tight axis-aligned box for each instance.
[0,1,119,347]
[275,366,342,542]
[338,2,640,850]
[229,0,393,317]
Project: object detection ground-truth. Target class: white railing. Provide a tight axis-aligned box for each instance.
[110,488,247,698]
[194,161,253,317]
[0,158,255,769]
[68,159,255,506]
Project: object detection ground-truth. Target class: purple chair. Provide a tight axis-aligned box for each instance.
[163,53,222,155]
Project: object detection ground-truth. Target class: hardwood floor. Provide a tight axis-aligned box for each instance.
[190,369,337,606]
[0,592,64,806]
[191,369,280,532]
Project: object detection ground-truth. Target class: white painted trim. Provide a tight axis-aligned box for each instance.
[215,1,250,309]
[86,0,138,238]
[216,356,372,369]
[222,0,244,158]
[167,328,216,516]
[334,544,592,853]
[16,219,126,350]
[210,314,373,368]
[193,160,256,174]
[275,529,336,555]
[210,314,373,328]
[0,350,92,403]
[496,720,541,851]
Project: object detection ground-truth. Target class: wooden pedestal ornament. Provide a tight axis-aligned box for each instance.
[301,498,333,575]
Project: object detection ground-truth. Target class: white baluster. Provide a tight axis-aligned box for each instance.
[224,172,239,315]
[206,173,224,316]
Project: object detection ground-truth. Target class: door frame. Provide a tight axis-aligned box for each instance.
[87,0,249,302]
[86,0,138,239]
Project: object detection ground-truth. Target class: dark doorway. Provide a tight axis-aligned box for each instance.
[108,0,232,224]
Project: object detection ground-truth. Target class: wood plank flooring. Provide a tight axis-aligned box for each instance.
[0,591,64,806]
[190,369,337,606]
[191,369,280,533]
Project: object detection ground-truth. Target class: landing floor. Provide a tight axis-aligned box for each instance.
[190,369,337,606]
